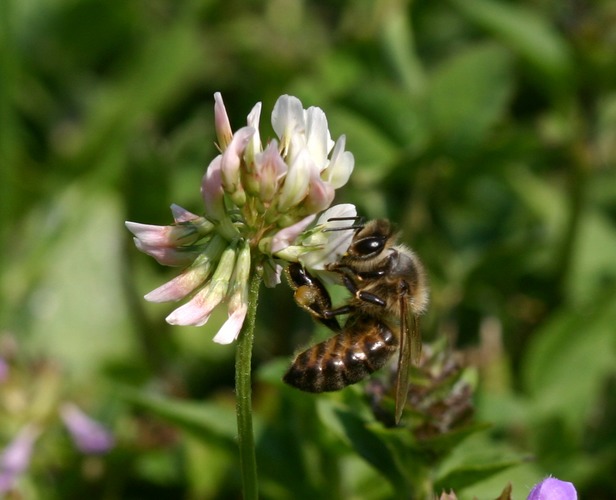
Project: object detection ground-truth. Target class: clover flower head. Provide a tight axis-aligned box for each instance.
[527,477,577,500]
[126,93,356,344]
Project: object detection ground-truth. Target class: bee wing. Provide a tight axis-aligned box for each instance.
[395,295,418,424]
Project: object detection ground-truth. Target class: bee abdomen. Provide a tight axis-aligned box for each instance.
[283,320,398,393]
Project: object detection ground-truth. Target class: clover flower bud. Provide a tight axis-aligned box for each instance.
[221,126,255,207]
[213,241,251,344]
[214,92,233,150]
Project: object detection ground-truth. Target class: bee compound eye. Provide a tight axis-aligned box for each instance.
[353,236,385,257]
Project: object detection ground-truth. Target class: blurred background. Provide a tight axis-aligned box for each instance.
[1,0,615,498]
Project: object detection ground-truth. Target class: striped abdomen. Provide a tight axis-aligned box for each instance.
[283,316,398,393]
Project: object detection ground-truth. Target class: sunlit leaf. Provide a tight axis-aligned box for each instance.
[522,291,616,428]
[427,43,513,154]
[450,0,573,91]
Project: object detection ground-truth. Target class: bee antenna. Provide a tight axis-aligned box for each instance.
[323,216,365,232]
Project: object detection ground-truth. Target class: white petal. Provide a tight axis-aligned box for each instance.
[277,149,313,212]
[213,305,247,344]
[262,259,282,288]
[322,135,354,189]
[271,95,305,155]
[304,106,333,169]
[299,204,358,269]
[246,102,263,160]
[165,293,217,327]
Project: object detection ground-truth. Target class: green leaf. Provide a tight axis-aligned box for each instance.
[427,43,513,154]
[413,422,493,460]
[435,458,523,494]
[13,187,136,379]
[450,0,573,90]
[434,433,528,492]
[522,290,616,428]
[317,400,410,495]
[120,386,242,446]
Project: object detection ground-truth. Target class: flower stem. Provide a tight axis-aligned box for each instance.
[235,266,261,499]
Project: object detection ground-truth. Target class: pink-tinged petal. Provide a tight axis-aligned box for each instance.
[270,214,316,253]
[213,304,247,344]
[170,204,200,223]
[271,95,305,156]
[214,92,233,150]
[527,477,577,500]
[145,266,210,302]
[221,126,254,202]
[133,239,201,267]
[322,135,354,189]
[60,403,114,455]
[144,236,226,301]
[125,221,198,247]
[254,141,287,202]
[0,425,40,493]
[201,156,225,220]
[166,246,237,326]
[303,173,335,214]
[165,290,218,327]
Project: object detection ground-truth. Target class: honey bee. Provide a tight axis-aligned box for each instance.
[284,218,429,423]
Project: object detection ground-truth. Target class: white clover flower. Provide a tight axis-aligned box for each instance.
[126,94,356,344]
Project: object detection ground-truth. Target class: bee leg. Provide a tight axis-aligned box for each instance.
[322,304,354,318]
[287,263,342,332]
[339,274,387,307]
[356,269,386,280]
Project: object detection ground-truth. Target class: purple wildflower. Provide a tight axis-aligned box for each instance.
[59,403,114,455]
[0,425,40,493]
[527,477,577,500]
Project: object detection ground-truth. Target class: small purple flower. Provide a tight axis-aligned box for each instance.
[60,403,114,455]
[527,477,577,500]
[0,425,40,493]
[0,357,8,382]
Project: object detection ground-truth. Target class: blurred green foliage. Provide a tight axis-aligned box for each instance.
[1,0,615,498]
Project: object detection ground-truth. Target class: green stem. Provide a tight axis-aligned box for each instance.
[235,267,262,499]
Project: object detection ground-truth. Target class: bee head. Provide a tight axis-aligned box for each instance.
[347,219,397,260]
